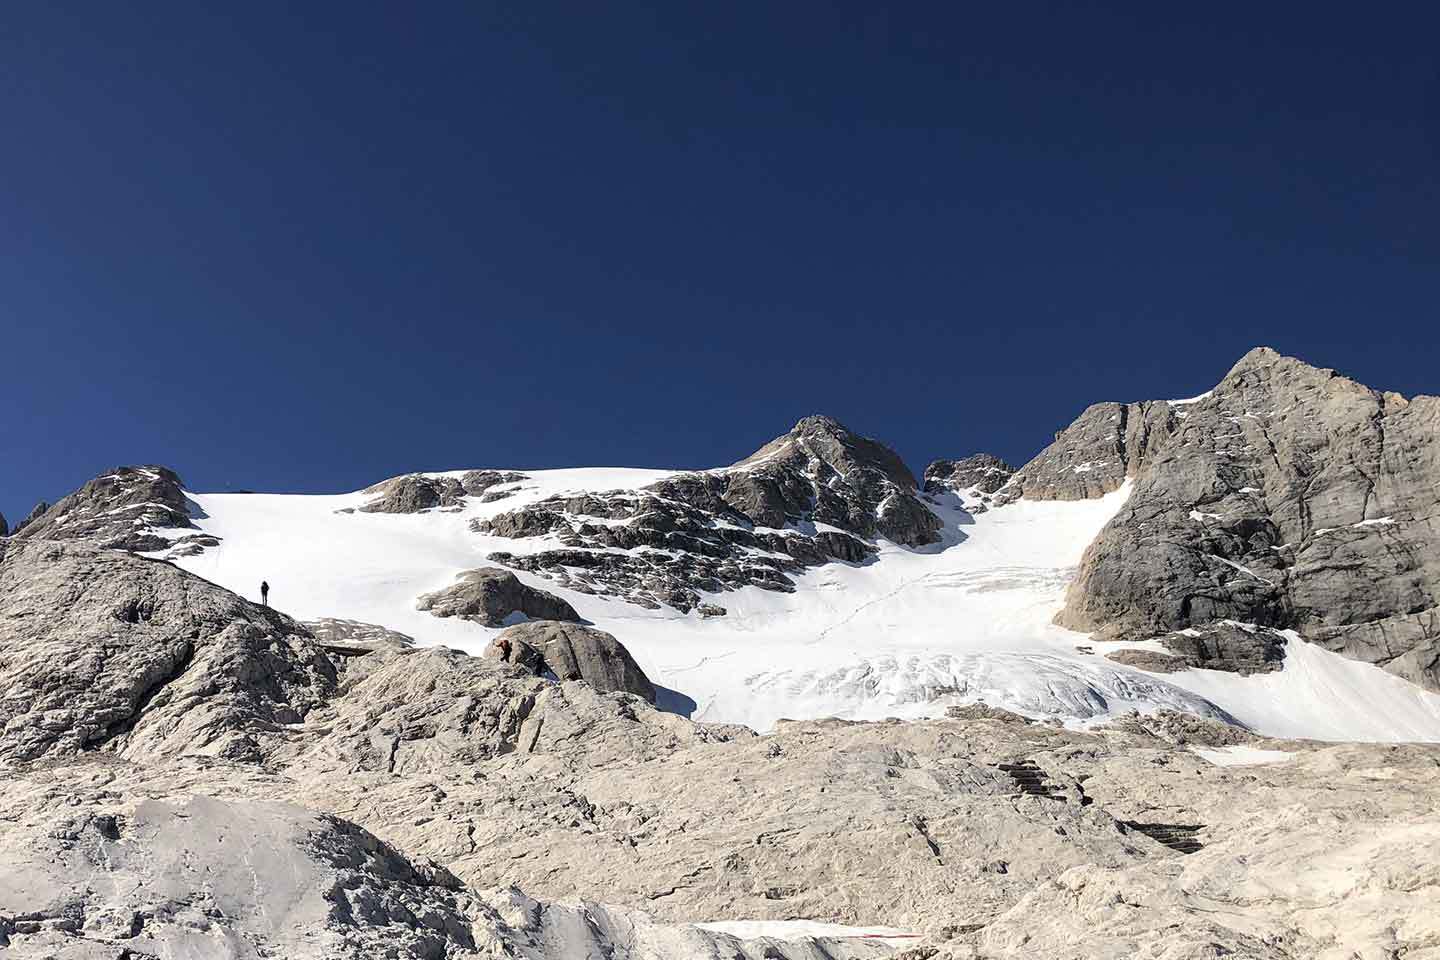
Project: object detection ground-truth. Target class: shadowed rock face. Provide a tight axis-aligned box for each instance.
[415,567,580,627]
[1007,347,1440,691]
[478,415,938,612]
[1107,623,1287,675]
[923,454,1015,496]
[10,465,195,552]
[9,500,49,535]
[487,620,657,703]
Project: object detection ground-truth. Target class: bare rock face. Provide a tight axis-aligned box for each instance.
[1005,348,1440,692]
[1107,624,1286,676]
[352,471,532,514]
[461,469,528,498]
[415,567,580,626]
[9,501,48,535]
[478,415,938,612]
[10,465,195,552]
[923,454,1015,495]
[994,402,1172,504]
[1161,622,1286,674]
[0,795,489,959]
[0,539,334,764]
[487,620,657,702]
[359,473,466,513]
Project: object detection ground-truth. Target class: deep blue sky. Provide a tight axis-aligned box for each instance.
[2,2,1436,518]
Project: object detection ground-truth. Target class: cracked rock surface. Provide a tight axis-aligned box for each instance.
[1003,347,1440,691]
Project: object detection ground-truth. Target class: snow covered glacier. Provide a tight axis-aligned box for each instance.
[160,465,1440,743]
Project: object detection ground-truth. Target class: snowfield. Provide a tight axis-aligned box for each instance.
[166,467,1440,742]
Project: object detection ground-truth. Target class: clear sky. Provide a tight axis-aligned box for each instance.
[1,2,1436,521]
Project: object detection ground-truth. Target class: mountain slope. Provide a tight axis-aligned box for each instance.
[18,350,1440,741]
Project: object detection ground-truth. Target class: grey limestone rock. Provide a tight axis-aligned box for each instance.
[359,473,466,513]
[415,567,580,627]
[0,539,333,764]
[10,500,49,536]
[1002,347,1440,692]
[11,466,195,553]
[352,471,531,515]
[461,469,528,497]
[476,415,937,612]
[0,795,490,959]
[1106,624,1285,676]
[923,454,1015,495]
[487,620,657,702]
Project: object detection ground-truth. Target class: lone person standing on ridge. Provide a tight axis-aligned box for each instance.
[260,580,270,607]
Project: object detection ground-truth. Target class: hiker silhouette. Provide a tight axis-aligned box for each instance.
[260,580,270,607]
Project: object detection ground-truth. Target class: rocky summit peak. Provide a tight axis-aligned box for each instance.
[1226,345,1284,374]
[790,413,851,436]
[734,414,920,492]
[13,464,202,554]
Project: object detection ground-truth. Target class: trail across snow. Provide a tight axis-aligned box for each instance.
[167,468,1440,742]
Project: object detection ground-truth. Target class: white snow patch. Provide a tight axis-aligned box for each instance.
[1191,745,1295,766]
[1354,517,1396,528]
[1169,390,1214,406]
[693,921,917,945]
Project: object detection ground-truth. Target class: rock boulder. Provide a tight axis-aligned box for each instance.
[487,620,657,702]
[415,567,581,627]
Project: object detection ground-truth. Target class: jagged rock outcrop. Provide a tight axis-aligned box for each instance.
[487,620,657,702]
[360,473,467,513]
[993,401,1172,505]
[478,416,938,612]
[416,567,580,626]
[10,465,195,552]
[351,470,531,514]
[1107,623,1286,676]
[0,539,334,764]
[305,617,416,654]
[1004,348,1440,692]
[462,469,529,500]
[923,454,1015,495]
[0,796,491,959]
[9,500,49,536]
